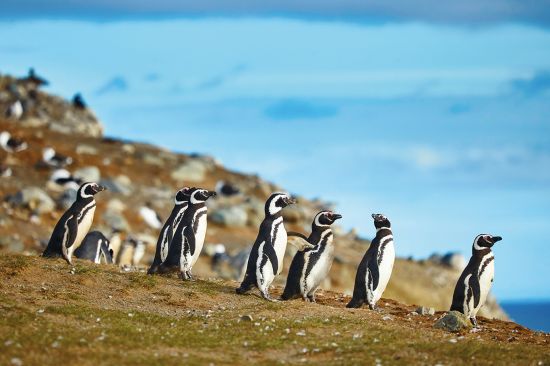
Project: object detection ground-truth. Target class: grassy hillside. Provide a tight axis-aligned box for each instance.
[1,254,548,365]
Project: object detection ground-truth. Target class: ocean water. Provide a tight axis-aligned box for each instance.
[501,301,550,333]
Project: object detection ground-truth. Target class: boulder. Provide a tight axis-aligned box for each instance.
[73,166,101,183]
[0,235,24,252]
[434,311,472,332]
[441,252,467,271]
[9,187,55,214]
[210,206,248,227]
[100,175,133,196]
[171,160,209,182]
[57,189,77,210]
[75,144,98,155]
[102,210,130,232]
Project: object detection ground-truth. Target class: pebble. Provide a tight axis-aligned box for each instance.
[10,358,22,366]
[382,316,392,321]
[296,330,306,336]
[449,338,458,343]
[239,314,253,322]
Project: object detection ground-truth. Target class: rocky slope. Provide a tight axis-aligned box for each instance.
[0,72,506,320]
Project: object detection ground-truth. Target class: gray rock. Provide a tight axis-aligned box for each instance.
[57,189,77,210]
[75,144,98,155]
[282,205,308,224]
[240,315,253,322]
[100,175,133,196]
[441,252,467,271]
[10,187,55,214]
[73,166,101,183]
[171,160,209,182]
[210,206,248,227]
[416,306,435,316]
[0,236,24,252]
[102,210,130,232]
[106,199,126,212]
[138,152,164,166]
[434,311,472,332]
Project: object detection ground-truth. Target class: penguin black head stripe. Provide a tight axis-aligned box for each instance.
[265,192,296,216]
[188,187,216,204]
[78,182,106,199]
[313,211,342,228]
[372,214,391,230]
[175,187,191,205]
[473,234,502,251]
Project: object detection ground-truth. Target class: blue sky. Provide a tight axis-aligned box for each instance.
[1,5,549,300]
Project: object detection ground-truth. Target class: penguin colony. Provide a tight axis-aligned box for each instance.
[40,179,503,327]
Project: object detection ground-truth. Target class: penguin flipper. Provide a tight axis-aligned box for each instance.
[287,231,309,241]
[367,259,380,291]
[469,275,481,309]
[262,242,279,275]
[185,226,196,256]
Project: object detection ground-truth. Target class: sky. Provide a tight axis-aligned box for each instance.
[1,1,549,300]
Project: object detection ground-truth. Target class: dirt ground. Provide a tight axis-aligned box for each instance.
[0,254,548,366]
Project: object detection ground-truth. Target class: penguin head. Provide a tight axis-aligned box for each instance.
[265,192,296,216]
[189,187,217,205]
[313,211,342,228]
[473,234,502,250]
[78,182,106,199]
[372,213,391,229]
[174,187,192,205]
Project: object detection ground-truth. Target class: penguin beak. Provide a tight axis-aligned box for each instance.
[332,214,343,220]
[371,213,377,219]
[96,185,106,193]
[491,236,502,243]
[207,191,217,198]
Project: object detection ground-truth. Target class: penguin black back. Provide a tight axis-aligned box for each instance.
[74,231,113,264]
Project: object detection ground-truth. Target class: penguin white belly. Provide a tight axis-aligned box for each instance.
[476,255,495,314]
[191,212,208,266]
[374,242,395,302]
[305,245,334,294]
[272,218,287,275]
[73,205,96,251]
[160,229,170,262]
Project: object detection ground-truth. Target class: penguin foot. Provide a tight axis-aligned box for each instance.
[261,292,279,302]
[470,317,478,328]
[368,303,377,311]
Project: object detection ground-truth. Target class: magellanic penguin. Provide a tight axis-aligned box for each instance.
[43,147,73,168]
[42,182,106,264]
[281,211,342,302]
[5,100,23,120]
[347,214,395,309]
[450,234,502,327]
[74,231,114,264]
[158,187,216,280]
[139,202,163,229]
[148,187,191,274]
[0,131,28,153]
[236,192,296,301]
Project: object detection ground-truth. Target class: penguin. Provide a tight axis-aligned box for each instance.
[108,229,123,260]
[0,131,28,153]
[236,192,296,301]
[148,187,191,274]
[450,234,502,327]
[281,211,342,302]
[139,202,163,229]
[74,231,114,264]
[5,100,23,120]
[158,187,216,280]
[50,169,82,191]
[42,147,73,168]
[129,237,147,267]
[347,214,395,309]
[72,93,87,109]
[42,182,106,265]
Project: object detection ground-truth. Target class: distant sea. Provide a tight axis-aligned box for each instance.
[501,301,550,333]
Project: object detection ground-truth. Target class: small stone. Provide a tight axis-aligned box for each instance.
[240,314,253,322]
[416,306,435,316]
[37,309,45,314]
[10,358,23,366]
[449,338,458,343]
[382,316,392,321]
[296,330,306,336]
